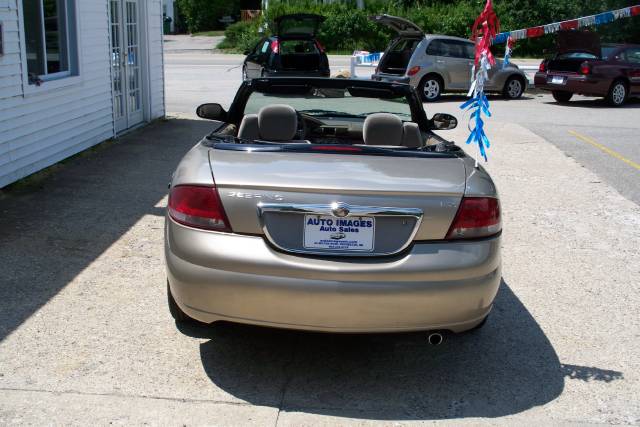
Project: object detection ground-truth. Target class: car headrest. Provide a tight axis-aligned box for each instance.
[402,122,423,148]
[258,104,298,141]
[363,113,403,146]
[237,114,260,140]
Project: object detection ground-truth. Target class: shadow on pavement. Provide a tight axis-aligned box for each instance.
[195,280,619,419]
[544,97,640,108]
[0,118,214,341]
[428,94,536,104]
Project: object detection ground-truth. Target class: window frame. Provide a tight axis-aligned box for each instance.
[18,0,81,95]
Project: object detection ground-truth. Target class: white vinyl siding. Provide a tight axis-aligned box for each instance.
[0,0,165,188]
[147,0,165,119]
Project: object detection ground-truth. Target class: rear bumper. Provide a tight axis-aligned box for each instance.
[165,218,501,333]
[264,69,330,78]
[372,73,411,85]
[534,72,608,96]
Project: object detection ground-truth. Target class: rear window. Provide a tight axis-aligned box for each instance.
[279,39,319,55]
[426,39,473,59]
[557,52,598,60]
[389,38,420,53]
[601,47,617,60]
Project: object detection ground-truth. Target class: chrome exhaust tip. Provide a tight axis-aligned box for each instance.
[427,332,443,346]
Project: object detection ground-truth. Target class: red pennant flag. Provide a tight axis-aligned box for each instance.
[560,20,579,30]
[526,26,544,38]
[471,0,500,66]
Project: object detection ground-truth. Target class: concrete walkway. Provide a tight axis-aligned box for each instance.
[164,34,222,53]
[0,118,639,424]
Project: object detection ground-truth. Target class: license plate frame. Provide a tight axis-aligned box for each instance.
[550,75,566,85]
[303,214,375,252]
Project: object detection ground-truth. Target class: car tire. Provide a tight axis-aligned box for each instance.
[552,91,573,103]
[502,76,524,99]
[419,75,442,102]
[167,281,196,324]
[606,80,628,107]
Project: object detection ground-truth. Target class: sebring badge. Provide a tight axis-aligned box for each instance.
[226,191,284,201]
[331,202,350,218]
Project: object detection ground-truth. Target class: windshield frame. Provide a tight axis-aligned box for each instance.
[227,77,431,131]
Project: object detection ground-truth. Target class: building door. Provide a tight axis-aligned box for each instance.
[110,0,144,133]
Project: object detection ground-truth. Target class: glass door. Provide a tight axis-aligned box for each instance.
[110,0,143,133]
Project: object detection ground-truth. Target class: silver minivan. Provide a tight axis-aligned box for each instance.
[371,15,527,101]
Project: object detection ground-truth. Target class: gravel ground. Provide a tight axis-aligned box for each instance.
[0,116,639,424]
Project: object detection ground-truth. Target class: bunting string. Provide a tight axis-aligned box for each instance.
[492,5,640,45]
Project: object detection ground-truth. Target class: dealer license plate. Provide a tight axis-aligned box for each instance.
[303,215,375,252]
[550,75,565,85]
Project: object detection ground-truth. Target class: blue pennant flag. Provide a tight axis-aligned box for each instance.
[460,92,492,161]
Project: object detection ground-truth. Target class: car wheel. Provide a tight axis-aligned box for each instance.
[606,80,627,107]
[502,76,524,99]
[419,75,442,102]
[167,281,195,324]
[242,66,248,81]
[552,91,573,103]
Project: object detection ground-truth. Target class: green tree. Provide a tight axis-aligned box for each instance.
[175,0,240,33]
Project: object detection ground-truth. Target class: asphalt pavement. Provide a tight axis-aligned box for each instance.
[1,36,639,425]
[1,114,639,425]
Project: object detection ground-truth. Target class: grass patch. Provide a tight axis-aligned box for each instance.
[191,30,225,37]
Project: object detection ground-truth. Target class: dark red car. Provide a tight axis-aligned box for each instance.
[534,31,640,106]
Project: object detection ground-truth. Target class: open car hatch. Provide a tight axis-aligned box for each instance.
[369,14,423,36]
[556,30,601,57]
[274,13,325,38]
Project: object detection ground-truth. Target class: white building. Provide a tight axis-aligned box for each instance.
[0,0,166,188]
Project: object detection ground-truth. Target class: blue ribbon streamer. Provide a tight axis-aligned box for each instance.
[460,92,491,161]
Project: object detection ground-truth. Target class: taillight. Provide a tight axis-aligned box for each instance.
[168,185,232,232]
[270,40,279,54]
[407,65,421,76]
[446,197,501,240]
[538,61,546,72]
[580,62,590,75]
[315,40,325,53]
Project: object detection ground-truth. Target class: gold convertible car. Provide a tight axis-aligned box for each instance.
[165,78,501,340]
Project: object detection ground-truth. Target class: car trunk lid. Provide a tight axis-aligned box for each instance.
[274,14,325,38]
[209,148,466,256]
[547,31,601,73]
[369,14,423,36]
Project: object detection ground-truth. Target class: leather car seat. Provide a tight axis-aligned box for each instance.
[363,113,423,148]
[238,104,301,142]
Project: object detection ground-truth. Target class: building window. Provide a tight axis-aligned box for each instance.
[22,0,77,84]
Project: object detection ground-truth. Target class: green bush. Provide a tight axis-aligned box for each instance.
[175,0,240,33]
[218,0,640,57]
[218,20,264,52]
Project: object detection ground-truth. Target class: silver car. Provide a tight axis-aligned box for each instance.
[166,78,501,337]
[371,15,527,101]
